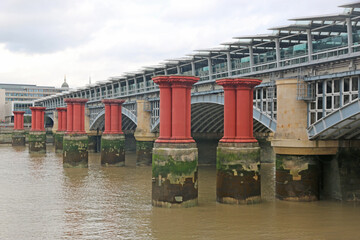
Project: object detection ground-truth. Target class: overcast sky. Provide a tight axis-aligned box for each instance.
[0,0,347,88]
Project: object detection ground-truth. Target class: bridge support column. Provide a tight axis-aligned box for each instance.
[29,107,46,153]
[276,154,319,201]
[54,107,67,152]
[152,75,199,208]
[216,78,262,204]
[272,79,338,201]
[134,100,157,166]
[12,111,25,146]
[101,99,126,166]
[63,98,89,168]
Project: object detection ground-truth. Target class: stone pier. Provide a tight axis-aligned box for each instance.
[134,100,157,166]
[101,99,126,166]
[12,111,26,146]
[28,107,46,153]
[272,79,338,201]
[152,75,199,208]
[63,98,89,168]
[216,78,261,204]
[54,107,67,152]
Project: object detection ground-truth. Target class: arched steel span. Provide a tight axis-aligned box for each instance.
[150,94,277,133]
[308,100,360,140]
[89,108,137,131]
[45,112,54,122]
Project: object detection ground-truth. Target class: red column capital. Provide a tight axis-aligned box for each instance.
[64,98,88,134]
[56,107,67,132]
[153,75,199,143]
[216,78,262,143]
[169,75,199,87]
[29,107,46,131]
[13,111,25,130]
[102,99,125,105]
[152,75,171,87]
[215,78,238,89]
[235,78,262,89]
[101,99,125,134]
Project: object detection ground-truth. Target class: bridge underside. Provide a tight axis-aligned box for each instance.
[151,102,273,134]
[91,114,137,132]
[308,100,360,140]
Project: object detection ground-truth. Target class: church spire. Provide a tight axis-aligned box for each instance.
[61,75,69,89]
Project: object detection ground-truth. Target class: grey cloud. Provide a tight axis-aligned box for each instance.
[0,0,110,53]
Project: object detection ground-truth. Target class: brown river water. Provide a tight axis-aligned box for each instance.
[1,144,360,240]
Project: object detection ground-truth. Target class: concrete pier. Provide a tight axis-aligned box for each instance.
[216,78,262,204]
[54,107,67,152]
[12,111,25,146]
[152,75,199,208]
[134,100,156,166]
[276,154,319,201]
[100,99,126,166]
[272,79,337,201]
[29,107,46,153]
[63,98,89,167]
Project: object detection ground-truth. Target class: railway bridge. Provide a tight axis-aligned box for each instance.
[34,2,360,202]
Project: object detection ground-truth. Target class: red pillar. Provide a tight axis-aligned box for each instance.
[13,111,25,130]
[29,107,46,131]
[153,76,172,141]
[56,107,67,131]
[104,103,111,134]
[216,78,261,143]
[153,75,199,143]
[64,99,88,134]
[13,112,18,130]
[62,109,67,132]
[110,103,119,133]
[35,109,42,130]
[186,85,192,138]
[216,80,237,142]
[81,103,85,133]
[102,99,125,134]
[21,113,24,129]
[66,102,73,133]
[171,81,187,140]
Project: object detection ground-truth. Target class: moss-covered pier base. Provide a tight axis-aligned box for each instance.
[136,141,154,166]
[152,142,198,208]
[28,131,46,153]
[216,142,261,204]
[101,134,125,166]
[63,134,88,168]
[276,154,319,201]
[12,130,26,146]
[54,132,65,152]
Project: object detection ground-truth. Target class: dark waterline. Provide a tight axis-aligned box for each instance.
[0,145,360,240]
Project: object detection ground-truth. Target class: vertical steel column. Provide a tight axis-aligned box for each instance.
[207,57,213,80]
[248,46,254,72]
[191,61,196,76]
[346,17,353,53]
[307,29,313,61]
[275,38,281,68]
[226,52,232,76]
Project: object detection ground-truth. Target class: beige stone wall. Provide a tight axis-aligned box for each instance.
[4,102,12,123]
[272,78,338,155]
[134,100,156,141]
[52,110,58,133]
